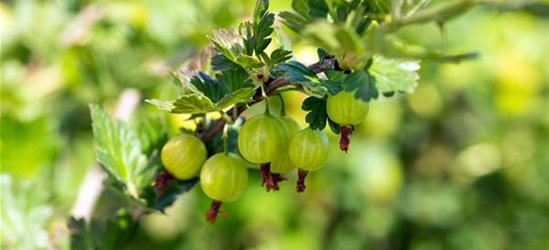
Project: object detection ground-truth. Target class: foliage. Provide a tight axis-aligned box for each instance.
[1,0,548,249]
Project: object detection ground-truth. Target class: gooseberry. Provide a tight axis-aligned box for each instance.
[237,114,289,163]
[270,116,300,174]
[288,128,329,192]
[161,134,207,180]
[200,152,248,224]
[326,91,369,152]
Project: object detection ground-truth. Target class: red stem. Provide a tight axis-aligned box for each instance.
[260,163,287,192]
[339,126,352,153]
[205,200,227,224]
[296,169,309,193]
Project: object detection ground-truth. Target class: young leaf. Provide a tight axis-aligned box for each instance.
[253,13,275,55]
[90,105,147,187]
[302,96,328,130]
[276,61,319,85]
[170,94,217,114]
[253,0,269,24]
[235,54,264,68]
[369,55,420,95]
[268,48,292,67]
[216,88,256,110]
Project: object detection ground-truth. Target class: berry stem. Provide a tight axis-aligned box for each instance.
[260,163,287,192]
[296,169,309,193]
[153,170,176,197]
[205,200,227,224]
[339,126,352,153]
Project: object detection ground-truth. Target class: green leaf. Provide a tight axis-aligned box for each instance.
[276,61,319,85]
[209,28,246,63]
[343,70,379,102]
[211,54,241,71]
[369,55,420,95]
[148,88,254,115]
[253,13,275,55]
[235,54,264,68]
[302,96,328,130]
[90,105,147,189]
[268,48,292,67]
[170,94,217,114]
[216,68,254,93]
[216,88,256,110]
[292,0,309,18]
[328,118,341,134]
[253,0,269,24]
[279,11,307,33]
[69,210,138,250]
[137,116,169,156]
[319,79,344,95]
[143,99,174,112]
[1,174,54,250]
[308,0,330,19]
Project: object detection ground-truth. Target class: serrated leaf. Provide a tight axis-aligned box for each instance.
[216,68,254,93]
[343,70,379,102]
[216,88,256,110]
[211,54,241,71]
[90,105,147,189]
[253,13,275,55]
[144,99,174,112]
[268,48,292,67]
[308,0,330,19]
[1,174,54,250]
[369,55,420,94]
[209,28,246,63]
[236,54,264,68]
[319,79,344,95]
[279,11,307,33]
[170,94,217,114]
[253,0,269,24]
[276,61,319,85]
[302,96,327,130]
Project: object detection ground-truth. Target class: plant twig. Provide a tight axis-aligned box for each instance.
[198,56,337,142]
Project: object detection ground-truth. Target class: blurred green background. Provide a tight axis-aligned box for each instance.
[1,0,548,249]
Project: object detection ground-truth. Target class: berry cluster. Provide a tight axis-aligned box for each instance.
[158,92,368,224]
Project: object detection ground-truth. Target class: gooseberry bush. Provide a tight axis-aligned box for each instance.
[80,0,480,247]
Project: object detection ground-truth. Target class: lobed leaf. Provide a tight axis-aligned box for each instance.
[343,70,379,102]
[90,105,147,186]
[302,96,328,130]
[276,61,319,85]
[369,55,420,95]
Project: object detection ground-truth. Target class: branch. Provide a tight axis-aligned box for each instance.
[198,56,337,142]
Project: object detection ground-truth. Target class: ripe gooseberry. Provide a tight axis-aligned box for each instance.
[288,128,329,192]
[237,114,289,164]
[326,91,369,153]
[161,134,207,180]
[270,116,300,174]
[200,152,248,224]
